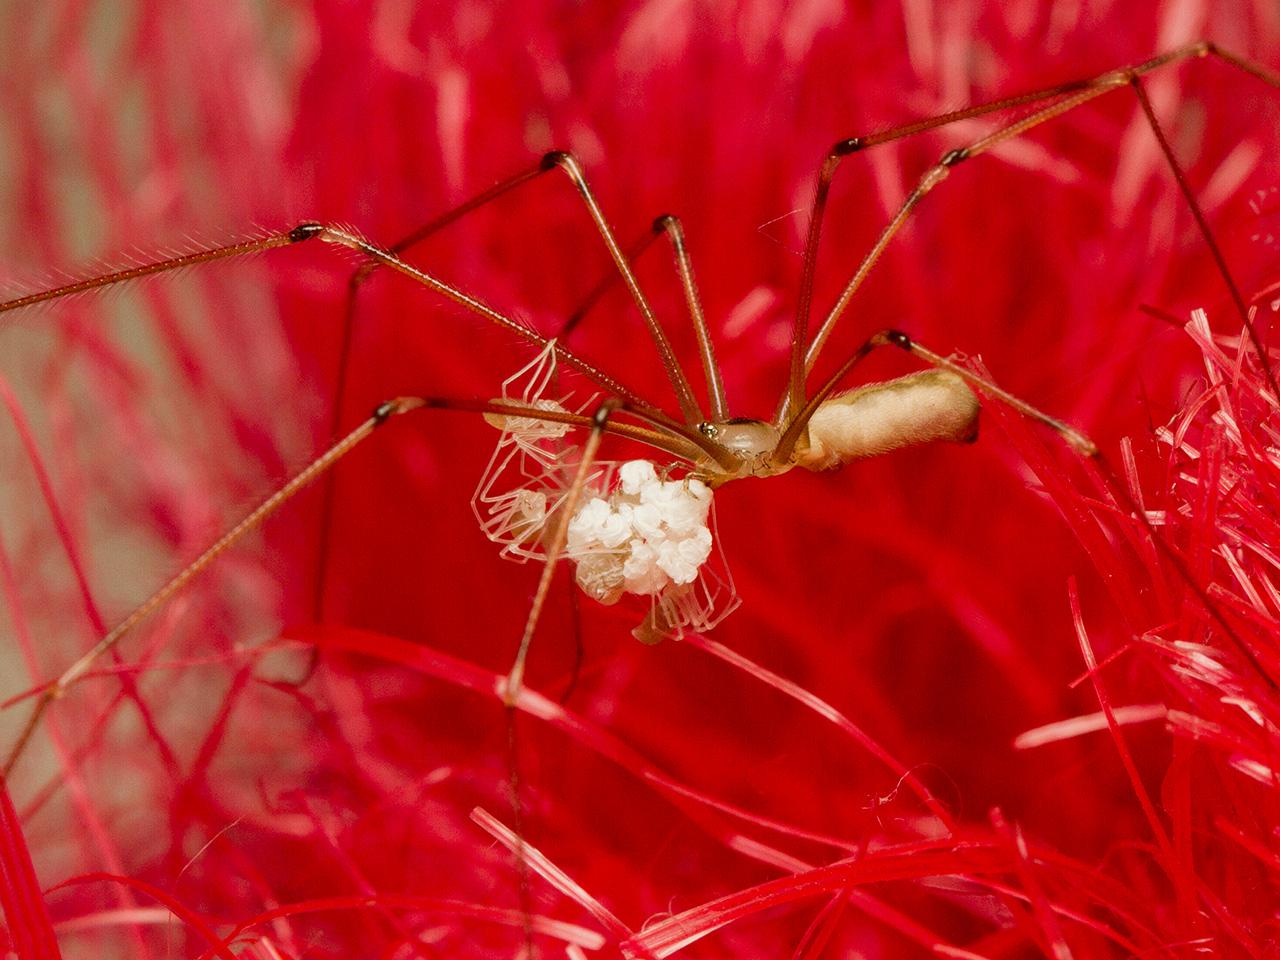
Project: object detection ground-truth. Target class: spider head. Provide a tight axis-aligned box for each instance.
[698,418,786,481]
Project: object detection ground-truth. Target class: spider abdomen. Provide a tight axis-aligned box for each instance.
[794,369,980,470]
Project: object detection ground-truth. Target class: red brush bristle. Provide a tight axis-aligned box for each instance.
[3,3,1280,957]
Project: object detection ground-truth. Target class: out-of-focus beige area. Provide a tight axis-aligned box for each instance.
[0,1,312,815]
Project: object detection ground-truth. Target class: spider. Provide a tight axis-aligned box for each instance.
[1,38,1277,955]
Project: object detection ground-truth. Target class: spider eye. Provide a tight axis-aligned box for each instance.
[698,422,720,439]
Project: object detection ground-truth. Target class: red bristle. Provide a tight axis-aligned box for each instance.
[1068,581,1178,873]
[682,633,952,827]
[623,839,1012,957]
[790,892,850,960]
[0,777,61,960]
[471,806,632,939]
[53,874,235,960]
[6,4,1280,956]
[988,808,1073,959]
[212,893,608,955]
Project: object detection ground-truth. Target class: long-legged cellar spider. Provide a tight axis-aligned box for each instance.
[2,36,1278,958]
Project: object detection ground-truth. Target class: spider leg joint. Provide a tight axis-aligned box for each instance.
[288,221,326,243]
[540,150,574,171]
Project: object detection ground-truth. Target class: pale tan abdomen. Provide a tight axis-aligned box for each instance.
[793,369,980,470]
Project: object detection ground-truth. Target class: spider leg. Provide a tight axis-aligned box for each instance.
[1127,73,1280,400]
[773,328,1097,466]
[319,161,547,617]
[652,215,729,422]
[554,226,666,341]
[319,185,723,617]
[331,152,715,430]
[0,223,700,442]
[553,213,729,421]
[0,218,733,469]
[339,152,714,427]
[791,82,1125,415]
[780,41,1280,422]
[319,214,672,619]
[782,62,1141,421]
[0,394,681,779]
[0,397,408,780]
[501,397,620,705]
[314,225,731,465]
[313,212,698,616]
[499,397,619,959]
[0,230,308,316]
[320,157,601,457]
[541,152,705,424]
[773,330,1276,693]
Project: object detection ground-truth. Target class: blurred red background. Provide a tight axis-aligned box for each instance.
[2,2,1280,957]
